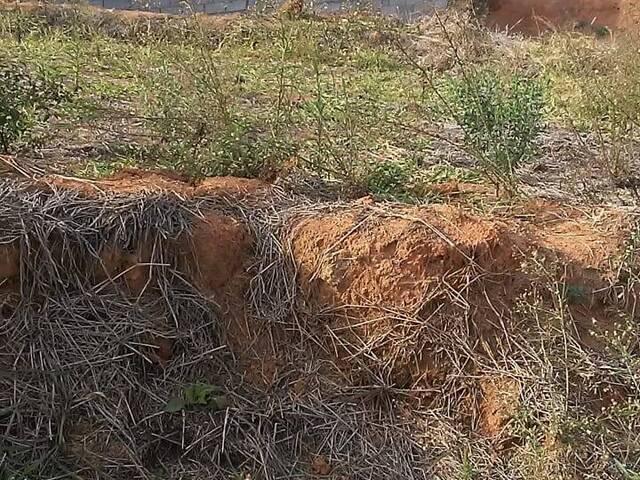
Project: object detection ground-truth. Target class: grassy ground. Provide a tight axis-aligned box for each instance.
[1,2,640,202]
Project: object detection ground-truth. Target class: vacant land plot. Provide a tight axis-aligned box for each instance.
[0,2,639,479]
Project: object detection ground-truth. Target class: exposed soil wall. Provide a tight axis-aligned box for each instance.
[483,0,640,34]
[290,201,632,388]
[1,175,638,478]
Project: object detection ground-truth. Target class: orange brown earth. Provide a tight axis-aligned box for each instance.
[482,0,640,34]
[3,178,636,383]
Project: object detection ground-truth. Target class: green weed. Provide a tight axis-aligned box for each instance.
[422,163,480,184]
[164,383,230,413]
[353,48,402,72]
[365,159,413,197]
[449,70,546,193]
[141,47,294,179]
[0,60,70,152]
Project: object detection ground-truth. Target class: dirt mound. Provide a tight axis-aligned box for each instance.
[189,212,252,297]
[517,201,631,270]
[0,172,259,305]
[289,201,634,392]
[2,177,638,479]
[93,212,251,300]
[292,204,519,311]
[482,0,640,34]
[292,201,631,315]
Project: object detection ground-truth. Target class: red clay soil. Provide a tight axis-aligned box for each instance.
[92,205,257,374]
[289,200,635,430]
[518,201,631,273]
[291,201,630,313]
[187,212,282,388]
[97,244,153,294]
[480,377,521,438]
[188,212,253,298]
[291,203,519,312]
[1,176,636,430]
[293,202,631,312]
[290,201,633,386]
[94,210,252,299]
[483,0,640,34]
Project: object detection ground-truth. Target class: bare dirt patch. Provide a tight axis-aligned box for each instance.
[288,199,637,405]
[517,201,631,270]
[292,203,518,311]
[483,0,640,34]
[188,212,252,298]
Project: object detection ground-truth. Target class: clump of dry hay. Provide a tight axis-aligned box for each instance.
[0,180,223,476]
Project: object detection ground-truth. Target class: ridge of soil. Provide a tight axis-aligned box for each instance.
[289,200,633,386]
[1,176,638,476]
[42,169,270,197]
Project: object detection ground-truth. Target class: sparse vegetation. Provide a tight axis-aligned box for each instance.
[449,70,546,192]
[1,3,640,480]
[0,59,69,152]
[1,3,637,200]
[365,158,414,196]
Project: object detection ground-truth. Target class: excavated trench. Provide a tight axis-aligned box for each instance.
[1,173,638,478]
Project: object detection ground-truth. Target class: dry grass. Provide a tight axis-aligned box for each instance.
[0,181,430,479]
[1,4,640,479]
[0,176,639,479]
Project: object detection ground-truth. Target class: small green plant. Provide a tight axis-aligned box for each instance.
[0,61,69,153]
[458,450,479,480]
[164,383,230,413]
[365,159,413,197]
[77,156,140,178]
[422,163,480,184]
[450,70,546,193]
[143,50,294,179]
[613,459,640,480]
[0,10,47,42]
[353,48,401,72]
[581,83,640,180]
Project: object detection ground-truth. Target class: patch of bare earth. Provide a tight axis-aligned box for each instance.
[482,0,640,34]
[289,198,636,425]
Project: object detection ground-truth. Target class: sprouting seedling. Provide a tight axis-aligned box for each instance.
[163,383,231,413]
